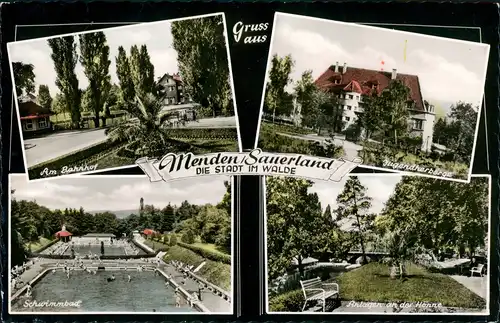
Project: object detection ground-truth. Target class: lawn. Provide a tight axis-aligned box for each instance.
[25,237,53,253]
[337,262,485,308]
[143,238,170,251]
[191,242,229,256]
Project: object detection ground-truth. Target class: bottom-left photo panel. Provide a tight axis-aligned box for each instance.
[8,174,234,315]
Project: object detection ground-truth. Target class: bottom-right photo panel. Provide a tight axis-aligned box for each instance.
[264,174,490,315]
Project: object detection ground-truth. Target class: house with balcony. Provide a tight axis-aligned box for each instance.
[157,73,186,105]
[294,62,436,152]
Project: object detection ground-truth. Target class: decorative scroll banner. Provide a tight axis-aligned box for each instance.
[136,148,362,182]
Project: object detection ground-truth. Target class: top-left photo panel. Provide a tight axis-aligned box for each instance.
[7,13,241,181]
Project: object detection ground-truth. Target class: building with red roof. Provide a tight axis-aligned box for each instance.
[311,62,436,152]
[18,95,53,137]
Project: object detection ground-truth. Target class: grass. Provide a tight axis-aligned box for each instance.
[25,237,53,253]
[191,242,230,256]
[143,239,170,251]
[94,152,136,170]
[164,245,231,291]
[336,262,485,308]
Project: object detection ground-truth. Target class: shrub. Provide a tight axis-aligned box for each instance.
[163,245,231,290]
[177,241,231,264]
[168,128,237,140]
[29,239,59,255]
[169,234,178,246]
[268,289,304,312]
[181,231,195,244]
[28,140,121,178]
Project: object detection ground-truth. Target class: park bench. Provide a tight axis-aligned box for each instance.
[470,263,485,277]
[299,277,339,312]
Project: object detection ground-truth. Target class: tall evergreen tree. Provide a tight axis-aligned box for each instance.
[37,85,53,110]
[115,46,135,102]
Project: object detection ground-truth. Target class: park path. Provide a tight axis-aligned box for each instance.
[451,275,488,299]
[161,264,231,313]
[276,132,362,161]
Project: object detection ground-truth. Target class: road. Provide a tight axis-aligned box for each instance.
[24,117,237,168]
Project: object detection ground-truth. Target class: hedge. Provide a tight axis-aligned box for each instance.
[268,289,305,312]
[28,238,59,255]
[177,241,231,264]
[168,127,237,140]
[28,140,122,178]
[164,245,231,290]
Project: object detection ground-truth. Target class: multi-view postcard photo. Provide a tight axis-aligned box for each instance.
[256,13,490,182]
[8,174,234,314]
[7,13,241,181]
[264,174,490,315]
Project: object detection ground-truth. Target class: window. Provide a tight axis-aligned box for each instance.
[346,105,352,110]
[414,120,423,130]
[178,85,183,90]
[345,117,351,121]
[24,119,33,130]
[348,94,353,99]
[38,117,47,128]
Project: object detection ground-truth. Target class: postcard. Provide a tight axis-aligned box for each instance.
[256,13,490,183]
[8,174,234,314]
[7,13,241,181]
[264,173,490,315]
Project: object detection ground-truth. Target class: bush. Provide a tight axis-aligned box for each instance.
[164,245,231,290]
[177,241,231,264]
[181,231,195,244]
[258,131,344,159]
[168,128,237,140]
[261,121,313,135]
[29,238,59,255]
[28,140,121,178]
[169,235,178,246]
[268,289,304,312]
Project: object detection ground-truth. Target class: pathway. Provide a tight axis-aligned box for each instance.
[451,275,488,299]
[276,132,363,161]
[161,264,231,313]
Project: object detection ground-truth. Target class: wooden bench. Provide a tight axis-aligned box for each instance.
[300,277,339,312]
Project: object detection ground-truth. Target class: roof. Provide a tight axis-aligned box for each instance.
[55,230,72,237]
[160,103,201,112]
[315,65,425,111]
[82,233,116,237]
[18,101,53,118]
[158,73,183,84]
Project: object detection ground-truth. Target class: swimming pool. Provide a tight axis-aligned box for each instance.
[11,270,198,313]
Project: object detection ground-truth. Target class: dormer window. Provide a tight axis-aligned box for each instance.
[334,79,340,85]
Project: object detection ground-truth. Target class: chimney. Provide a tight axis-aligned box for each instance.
[334,62,339,73]
[342,63,347,74]
[391,69,397,80]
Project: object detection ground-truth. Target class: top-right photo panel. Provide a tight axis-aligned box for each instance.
[256,12,490,183]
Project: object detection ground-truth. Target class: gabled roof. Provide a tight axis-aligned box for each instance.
[315,65,425,111]
[18,100,53,118]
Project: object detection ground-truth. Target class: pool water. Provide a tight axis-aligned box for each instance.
[63,245,146,256]
[11,270,197,313]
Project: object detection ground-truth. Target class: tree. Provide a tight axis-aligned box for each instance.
[265,54,295,122]
[358,89,383,140]
[181,230,195,244]
[171,15,233,117]
[266,177,324,278]
[377,80,411,145]
[169,234,178,246]
[12,62,35,96]
[129,45,155,99]
[37,85,53,110]
[48,36,82,129]
[79,32,112,128]
[323,205,332,222]
[105,93,173,157]
[335,177,373,264]
[294,70,317,128]
[217,181,232,215]
[116,46,136,102]
[446,102,478,162]
[160,203,176,232]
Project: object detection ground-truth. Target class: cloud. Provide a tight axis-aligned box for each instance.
[271,16,488,107]
[10,175,230,212]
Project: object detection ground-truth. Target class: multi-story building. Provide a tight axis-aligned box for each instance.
[157,73,186,105]
[297,62,436,152]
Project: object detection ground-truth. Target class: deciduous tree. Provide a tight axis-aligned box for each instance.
[48,36,82,129]
[37,85,53,110]
[171,15,233,117]
[129,45,155,99]
[79,32,112,128]
[116,46,135,102]
[12,62,35,96]
[264,54,295,121]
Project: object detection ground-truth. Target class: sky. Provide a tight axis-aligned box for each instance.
[269,13,490,112]
[8,14,225,96]
[308,175,402,215]
[10,174,230,212]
